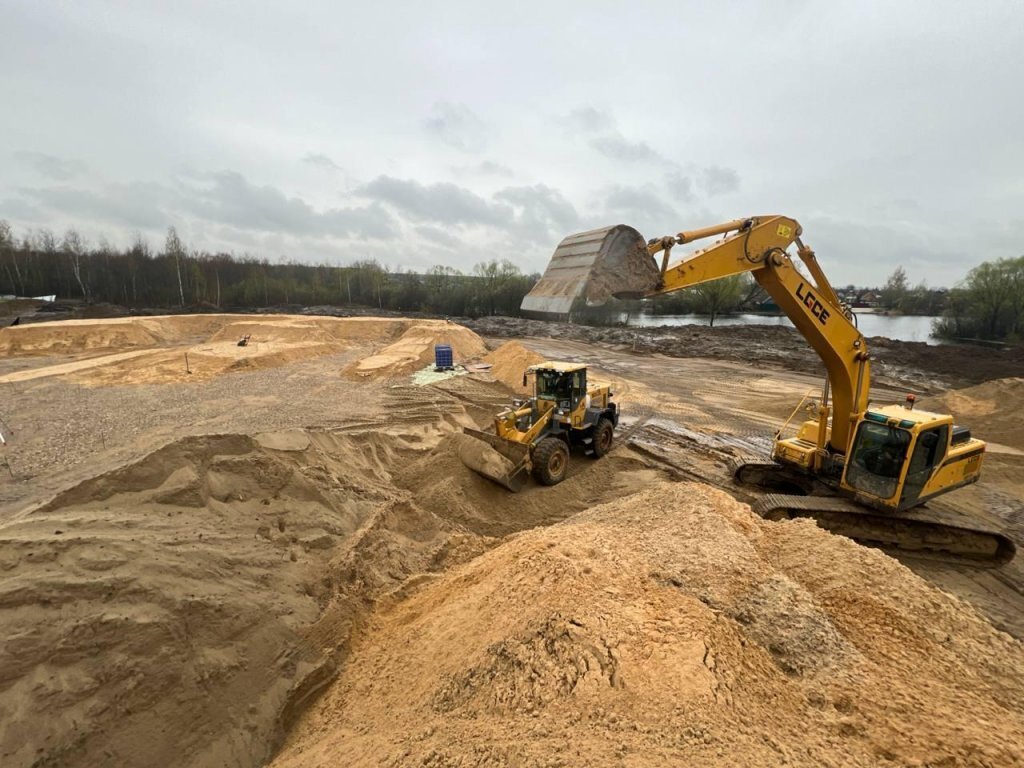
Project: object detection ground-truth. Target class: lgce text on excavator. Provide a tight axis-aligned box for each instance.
[471,215,1014,565]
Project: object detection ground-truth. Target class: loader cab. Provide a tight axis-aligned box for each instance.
[526,363,587,413]
[842,406,957,510]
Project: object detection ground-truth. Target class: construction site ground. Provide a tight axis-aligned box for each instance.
[0,314,1022,768]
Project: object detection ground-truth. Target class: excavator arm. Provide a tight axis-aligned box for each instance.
[639,215,870,455]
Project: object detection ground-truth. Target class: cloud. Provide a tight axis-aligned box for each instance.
[475,160,514,177]
[590,134,665,164]
[302,153,341,171]
[422,101,487,152]
[664,170,696,202]
[0,197,43,222]
[494,184,579,243]
[18,180,175,229]
[16,171,398,241]
[602,185,675,219]
[560,106,615,134]
[591,184,679,237]
[356,175,509,226]
[451,160,515,179]
[559,108,669,165]
[356,175,579,247]
[414,225,462,249]
[699,166,740,196]
[14,151,87,181]
[183,171,397,238]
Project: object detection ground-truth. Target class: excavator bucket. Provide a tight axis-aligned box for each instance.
[520,225,662,320]
[458,428,532,492]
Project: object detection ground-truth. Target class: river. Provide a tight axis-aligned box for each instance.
[628,312,942,344]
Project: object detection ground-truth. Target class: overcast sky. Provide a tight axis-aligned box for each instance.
[2,1,1022,286]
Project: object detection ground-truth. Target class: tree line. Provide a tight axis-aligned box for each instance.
[1,220,1020,341]
[0,222,538,318]
[933,256,1024,342]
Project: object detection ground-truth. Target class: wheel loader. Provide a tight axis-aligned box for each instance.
[510,215,1016,565]
[461,362,618,491]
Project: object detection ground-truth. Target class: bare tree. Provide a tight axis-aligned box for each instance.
[165,227,186,307]
[61,229,91,301]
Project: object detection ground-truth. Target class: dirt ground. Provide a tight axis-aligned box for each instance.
[0,314,1022,768]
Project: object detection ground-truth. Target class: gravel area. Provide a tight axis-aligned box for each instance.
[0,348,375,513]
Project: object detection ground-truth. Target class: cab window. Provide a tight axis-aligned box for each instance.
[845,421,911,500]
[901,425,949,504]
[536,370,574,410]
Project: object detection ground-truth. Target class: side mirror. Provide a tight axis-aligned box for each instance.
[522,373,528,387]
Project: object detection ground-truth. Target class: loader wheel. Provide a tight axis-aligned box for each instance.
[590,417,614,459]
[533,437,569,486]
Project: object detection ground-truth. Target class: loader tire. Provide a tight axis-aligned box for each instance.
[590,417,614,459]
[533,437,569,486]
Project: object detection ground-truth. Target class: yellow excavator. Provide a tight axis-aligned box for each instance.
[510,215,1015,564]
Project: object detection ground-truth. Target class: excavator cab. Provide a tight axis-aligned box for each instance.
[841,407,983,512]
[844,419,912,501]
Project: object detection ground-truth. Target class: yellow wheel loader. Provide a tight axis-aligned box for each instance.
[462,362,617,491]
[517,216,1016,565]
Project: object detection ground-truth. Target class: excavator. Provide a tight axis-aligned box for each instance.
[469,215,1015,565]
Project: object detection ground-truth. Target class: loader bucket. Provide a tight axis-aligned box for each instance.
[520,224,662,320]
[458,428,531,492]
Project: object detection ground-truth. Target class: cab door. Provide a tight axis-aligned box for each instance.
[570,370,587,427]
[900,425,949,507]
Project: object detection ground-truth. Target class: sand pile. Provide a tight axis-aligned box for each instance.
[0,317,164,356]
[928,377,1024,447]
[3,414,576,768]
[481,340,546,393]
[352,321,487,378]
[0,429,437,768]
[273,482,1024,768]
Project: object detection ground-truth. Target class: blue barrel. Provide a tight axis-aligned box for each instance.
[434,344,454,370]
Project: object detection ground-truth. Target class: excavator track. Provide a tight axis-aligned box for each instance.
[753,492,1017,566]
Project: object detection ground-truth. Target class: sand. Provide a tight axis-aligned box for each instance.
[0,315,487,386]
[0,431,403,767]
[481,340,546,394]
[2,315,1023,768]
[273,482,1024,768]
[352,321,487,378]
[929,377,1024,448]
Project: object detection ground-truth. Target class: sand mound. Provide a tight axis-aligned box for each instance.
[0,317,165,356]
[273,483,1024,768]
[394,435,664,538]
[929,377,1024,447]
[353,321,487,378]
[0,430,426,768]
[481,340,546,393]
